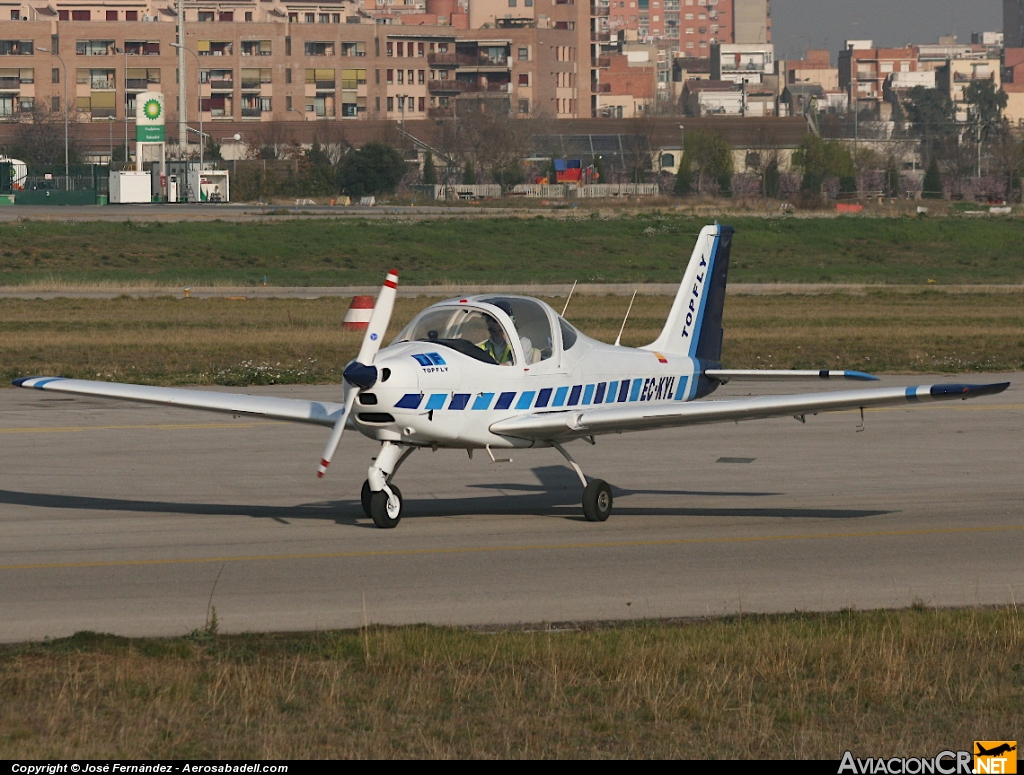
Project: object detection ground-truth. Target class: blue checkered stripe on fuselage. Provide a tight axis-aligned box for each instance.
[394,375,689,412]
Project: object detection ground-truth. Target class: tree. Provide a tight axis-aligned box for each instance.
[422,151,437,185]
[684,128,732,194]
[457,103,532,192]
[922,157,944,199]
[989,128,1024,201]
[336,141,407,198]
[904,87,955,163]
[963,79,1007,137]
[463,161,476,184]
[7,102,84,167]
[792,134,854,194]
[673,152,692,194]
[763,158,781,198]
[204,136,222,163]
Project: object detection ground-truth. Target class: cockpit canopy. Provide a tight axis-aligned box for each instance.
[393,296,579,367]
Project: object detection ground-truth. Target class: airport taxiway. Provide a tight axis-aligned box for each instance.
[0,374,1020,643]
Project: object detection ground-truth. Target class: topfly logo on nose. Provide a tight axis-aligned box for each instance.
[412,353,446,366]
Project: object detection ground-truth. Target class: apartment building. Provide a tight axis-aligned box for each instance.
[838,41,918,119]
[0,0,576,130]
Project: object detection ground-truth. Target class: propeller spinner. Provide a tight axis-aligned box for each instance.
[317,269,398,478]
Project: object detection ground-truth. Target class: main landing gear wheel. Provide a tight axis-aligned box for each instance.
[369,485,403,528]
[582,479,612,522]
[361,479,373,519]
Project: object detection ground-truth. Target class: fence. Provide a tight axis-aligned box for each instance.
[411,182,660,200]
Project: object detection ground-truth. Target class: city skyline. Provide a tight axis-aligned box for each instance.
[771,0,1003,59]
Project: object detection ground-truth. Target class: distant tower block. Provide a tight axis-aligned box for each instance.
[343,296,375,330]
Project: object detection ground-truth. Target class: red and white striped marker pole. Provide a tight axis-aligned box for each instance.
[343,295,375,331]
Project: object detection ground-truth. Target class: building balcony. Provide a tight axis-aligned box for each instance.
[241,107,262,117]
[429,79,511,94]
[590,4,610,16]
[90,80,116,90]
[429,79,469,93]
[427,52,459,67]
[0,77,20,90]
[592,82,611,93]
[208,79,234,91]
[591,31,611,42]
[241,81,262,90]
[592,56,611,68]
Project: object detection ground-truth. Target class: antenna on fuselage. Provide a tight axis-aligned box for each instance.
[614,290,637,347]
[561,280,578,318]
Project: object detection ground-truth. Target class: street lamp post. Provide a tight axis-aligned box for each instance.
[116,46,128,160]
[38,47,68,186]
[171,43,203,201]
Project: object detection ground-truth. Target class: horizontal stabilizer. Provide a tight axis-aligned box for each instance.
[706,369,879,383]
[13,377,344,427]
[490,382,1010,441]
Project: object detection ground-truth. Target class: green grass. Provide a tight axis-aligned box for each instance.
[2,607,1022,758]
[1,216,1023,286]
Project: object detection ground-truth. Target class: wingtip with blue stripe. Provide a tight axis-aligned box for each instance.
[843,370,880,381]
[930,382,1010,400]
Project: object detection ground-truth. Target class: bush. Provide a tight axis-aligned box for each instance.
[336,142,407,198]
[922,158,944,199]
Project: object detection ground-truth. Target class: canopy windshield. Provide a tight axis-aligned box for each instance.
[393,306,519,365]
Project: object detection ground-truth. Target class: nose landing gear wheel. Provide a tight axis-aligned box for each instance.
[369,485,403,528]
[582,479,612,522]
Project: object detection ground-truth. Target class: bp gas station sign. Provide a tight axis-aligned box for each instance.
[135,91,165,142]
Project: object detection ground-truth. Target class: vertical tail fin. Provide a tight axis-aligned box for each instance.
[643,224,733,363]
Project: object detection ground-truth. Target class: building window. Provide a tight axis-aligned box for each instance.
[319,13,330,23]
[286,95,292,111]
[219,12,233,21]
[72,10,90,20]
[386,42,393,57]
[397,42,404,57]
[285,68,292,83]
[519,99,530,113]
[52,67,59,83]
[245,12,253,22]
[304,41,335,56]
[106,11,117,21]
[75,40,115,56]
[285,36,291,56]
[418,96,424,111]
[518,47,529,60]
[418,69,424,84]
[387,96,393,111]
[386,68,393,84]
[332,13,341,23]
[198,11,214,22]
[519,73,529,86]
[509,0,517,6]
[305,13,315,23]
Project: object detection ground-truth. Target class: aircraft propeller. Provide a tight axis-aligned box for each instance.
[316,269,399,478]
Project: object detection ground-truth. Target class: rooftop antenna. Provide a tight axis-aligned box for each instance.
[560,279,578,317]
[614,290,637,347]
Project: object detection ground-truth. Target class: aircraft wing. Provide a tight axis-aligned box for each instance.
[489,382,1010,442]
[13,377,344,427]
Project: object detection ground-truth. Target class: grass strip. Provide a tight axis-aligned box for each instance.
[2,291,1022,386]
[1,607,1021,758]
[1,216,1023,286]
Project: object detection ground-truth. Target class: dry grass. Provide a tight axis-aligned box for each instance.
[1,608,1021,758]
[2,291,1023,386]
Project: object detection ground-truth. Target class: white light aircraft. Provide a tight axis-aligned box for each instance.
[13,225,1009,527]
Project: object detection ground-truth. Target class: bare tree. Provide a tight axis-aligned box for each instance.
[312,121,351,166]
[249,120,298,160]
[621,114,657,184]
[457,101,533,191]
[988,127,1024,202]
[8,102,83,166]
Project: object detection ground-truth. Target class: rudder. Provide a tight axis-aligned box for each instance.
[644,224,733,363]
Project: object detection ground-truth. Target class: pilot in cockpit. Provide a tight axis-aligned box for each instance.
[479,301,540,365]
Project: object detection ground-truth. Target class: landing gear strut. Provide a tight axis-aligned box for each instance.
[552,442,613,522]
[363,442,415,528]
